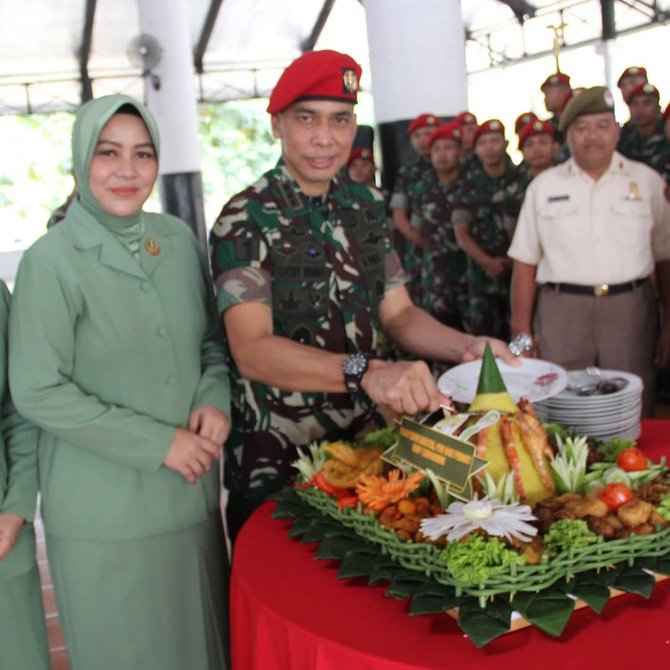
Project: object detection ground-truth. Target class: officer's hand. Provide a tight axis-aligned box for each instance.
[483,257,510,279]
[163,428,220,485]
[361,360,442,416]
[0,514,24,561]
[461,337,521,366]
[189,405,231,446]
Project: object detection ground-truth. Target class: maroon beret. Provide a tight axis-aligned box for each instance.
[514,111,538,134]
[473,119,505,145]
[267,50,362,114]
[453,111,478,127]
[663,102,670,124]
[541,72,571,92]
[347,147,375,166]
[428,123,462,149]
[518,119,555,150]
[407,113,441,136]
[617,66,647,88]
[624,82,660,105]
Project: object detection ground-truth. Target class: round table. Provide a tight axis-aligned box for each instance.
[230,419,670,669]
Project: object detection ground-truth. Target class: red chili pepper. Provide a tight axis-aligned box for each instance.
[313,471,345,496]
[335,491,359,509]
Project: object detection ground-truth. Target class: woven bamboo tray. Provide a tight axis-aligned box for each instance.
[296,486,670,600]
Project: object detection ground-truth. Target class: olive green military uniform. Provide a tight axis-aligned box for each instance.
[0,281,50,670]
[389,157,436,303]
[210,164,406,539]
[452,158,521,340]
[9,95,231,670]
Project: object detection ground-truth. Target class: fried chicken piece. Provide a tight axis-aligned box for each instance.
[569,497,610,519]
[585,515,617,539]
[617,499,654,528]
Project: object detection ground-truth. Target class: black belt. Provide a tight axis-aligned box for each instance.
[543,278,648,297]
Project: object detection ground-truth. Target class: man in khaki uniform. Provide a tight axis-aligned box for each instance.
[509,87,670,415]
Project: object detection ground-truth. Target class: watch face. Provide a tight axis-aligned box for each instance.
[343,352,369,393]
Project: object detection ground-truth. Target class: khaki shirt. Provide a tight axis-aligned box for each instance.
[509,152,670,284]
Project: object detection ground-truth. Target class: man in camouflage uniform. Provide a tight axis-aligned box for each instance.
[618,83,670,180]
[453,120,521,340]
[209,51,514,539]
[419,124,468,332]
[617,66,649,149]
[389,113,440,303]
[505,119,559,221]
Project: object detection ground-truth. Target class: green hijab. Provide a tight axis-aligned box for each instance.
[71,94,160,256]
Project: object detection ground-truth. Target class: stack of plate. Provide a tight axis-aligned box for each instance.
[533,369,642,441]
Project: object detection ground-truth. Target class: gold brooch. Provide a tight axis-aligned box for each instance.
[145,237,160,255]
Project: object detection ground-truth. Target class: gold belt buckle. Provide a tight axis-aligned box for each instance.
[593,283,609,297]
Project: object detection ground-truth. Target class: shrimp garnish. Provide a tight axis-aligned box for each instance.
[499,415,525,500]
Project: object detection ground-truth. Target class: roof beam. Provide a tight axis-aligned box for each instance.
[301,0,336,52]
[194,0,224,74]
[78,0,97,102]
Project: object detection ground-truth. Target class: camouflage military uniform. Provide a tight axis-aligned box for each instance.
[418,176,469,377]
[452,158,521,340]
[389,157,435,303]
[210,163,406,536]
[617,118,670,179]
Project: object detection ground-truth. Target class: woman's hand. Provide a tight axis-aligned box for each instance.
[163,428,220,485]
[188,405,231,446]
[0,514,25,561]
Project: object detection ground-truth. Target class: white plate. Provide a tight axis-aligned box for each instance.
[437,357,568,404]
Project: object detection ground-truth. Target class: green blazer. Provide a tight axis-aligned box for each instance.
[9,207,230,540]
[0,281,40,579]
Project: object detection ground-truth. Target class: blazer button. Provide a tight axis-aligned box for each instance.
[157,326,168,338]
[167,376,177,387]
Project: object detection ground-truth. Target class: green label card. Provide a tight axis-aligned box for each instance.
[392,418,483,491]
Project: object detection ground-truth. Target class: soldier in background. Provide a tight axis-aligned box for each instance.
[541,72,572,137]
[453,111,479,166]
[389,113,440,303]
[453,120,521,340]
[617,66,648,101]
[347,147,377,188]
[618,83,670,179]
[209,51,514,539]
[418,123,469,363]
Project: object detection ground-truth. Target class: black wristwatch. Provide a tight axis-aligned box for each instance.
[342,352,371,394]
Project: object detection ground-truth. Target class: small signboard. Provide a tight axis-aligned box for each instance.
[382,417,488,501]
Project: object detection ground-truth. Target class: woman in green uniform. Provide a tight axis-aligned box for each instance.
[9,95,231,670]
[0,280,50,669]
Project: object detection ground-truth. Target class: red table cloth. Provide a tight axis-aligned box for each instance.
[231,419,670,669]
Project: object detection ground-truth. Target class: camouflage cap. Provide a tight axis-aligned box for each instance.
[624,82,660,105]
[427,122,462,149]
[407,113,441,136]
[518,119,555,150]
[617,66,647,88]
[558,86,615,132]
[267,50,361,114]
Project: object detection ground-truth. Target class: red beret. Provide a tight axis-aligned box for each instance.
[624,82,660,105]
[518,119,555,150]
[663,102,670,124]
[267,50,362,114]
[347,147,375,166]
[514,111,538,134]
[617,66,647,88]
[407,113,441,136]
[453,111,478,127]
[541,72,571,92]
[428,123,462,149]
[473,119,505,145]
